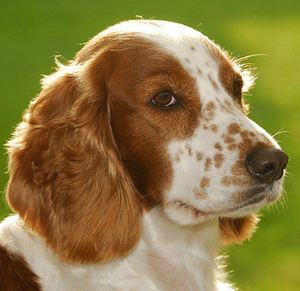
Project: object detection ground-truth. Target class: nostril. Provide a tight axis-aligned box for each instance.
[246,159,275,180]
[262,163,275,176]
[245,148,288,183]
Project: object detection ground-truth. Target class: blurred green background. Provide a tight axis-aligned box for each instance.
[0,1,299,290]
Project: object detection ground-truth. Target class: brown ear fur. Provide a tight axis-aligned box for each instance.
[6,58,142,263]
[219,215,259,245]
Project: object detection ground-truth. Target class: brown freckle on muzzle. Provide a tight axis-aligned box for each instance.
[203,101,216,122]
[240,130,255,139]
[231,160,246,175]
[205,158,212,171]
[227,144,237,151]
[237,137,254,159]
[214,153,224,168]
[193,187,207,199]
[196,151,204,161]
[223,135,236,144]
[227,123,241,135]
[215,143,222,151]
[200,176,210,188]
[221,176,247,186]
[215,142,223,151]
[211,124,218,132]
[206,101,216,112]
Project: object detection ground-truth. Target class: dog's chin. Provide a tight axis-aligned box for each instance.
[164,182,283,226]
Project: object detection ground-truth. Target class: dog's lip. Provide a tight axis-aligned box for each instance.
[167,186,271,217]
[244,184,268,197]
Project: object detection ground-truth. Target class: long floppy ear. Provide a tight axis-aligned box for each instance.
[6,58,142,264]
[219,215,259,245]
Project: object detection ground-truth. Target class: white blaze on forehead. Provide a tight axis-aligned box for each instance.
[104,20,206,40]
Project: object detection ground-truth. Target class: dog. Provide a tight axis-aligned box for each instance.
[0,20,288,290]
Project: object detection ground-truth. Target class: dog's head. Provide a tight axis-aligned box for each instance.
[6,20,288,263]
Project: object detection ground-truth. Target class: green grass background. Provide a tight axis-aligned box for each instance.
[0,1,299,290]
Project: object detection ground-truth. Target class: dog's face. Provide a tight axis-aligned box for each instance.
[102,21,288,225]
[6,20,288,263]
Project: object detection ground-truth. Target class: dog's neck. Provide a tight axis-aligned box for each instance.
[0,210,229,290]
[132,207,221,291]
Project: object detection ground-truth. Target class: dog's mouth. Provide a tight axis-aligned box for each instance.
[166,184,279,219]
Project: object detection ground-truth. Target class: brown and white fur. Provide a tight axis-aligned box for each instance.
[0,20,288,290]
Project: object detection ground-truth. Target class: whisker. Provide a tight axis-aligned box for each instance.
[236,54,268,63]
[284,170,293,178]
[280,187,289,209]
[265,203,273,214]
[273,201,279,213]
[277,195,285,213]
[272,128,289,138]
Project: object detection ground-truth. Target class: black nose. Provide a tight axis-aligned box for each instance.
[245,148,288,183]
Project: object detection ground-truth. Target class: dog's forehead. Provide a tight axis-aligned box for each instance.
[106,20,216,61]
[105,19,206,41]
[105,20,231,102]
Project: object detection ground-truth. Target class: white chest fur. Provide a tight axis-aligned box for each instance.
[0,210,232,291]
[132,207,221,291]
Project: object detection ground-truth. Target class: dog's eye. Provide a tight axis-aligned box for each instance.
[151,91,177,107]
[233,78,243,99]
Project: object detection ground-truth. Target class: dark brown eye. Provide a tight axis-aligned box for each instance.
[233,78,243,99]
[151,91,177,107]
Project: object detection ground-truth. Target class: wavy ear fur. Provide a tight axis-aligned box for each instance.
[6,56,142,263]
[219,215,259,245]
